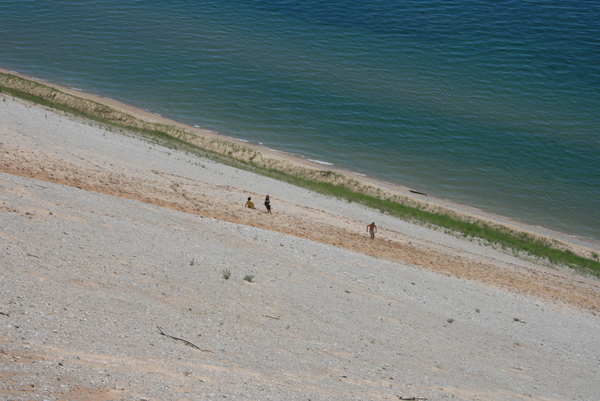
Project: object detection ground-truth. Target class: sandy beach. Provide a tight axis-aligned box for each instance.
[1,89,599,400]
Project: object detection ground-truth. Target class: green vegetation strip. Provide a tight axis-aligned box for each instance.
[2,72,598,277]
[253,169,600,276]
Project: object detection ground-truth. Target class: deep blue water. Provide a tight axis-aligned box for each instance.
[1,0,599,240]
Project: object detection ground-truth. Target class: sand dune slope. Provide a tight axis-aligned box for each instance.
[1,96,599,400]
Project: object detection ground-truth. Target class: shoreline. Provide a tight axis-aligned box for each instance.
[1,67,598,254]
[2,87,599,311]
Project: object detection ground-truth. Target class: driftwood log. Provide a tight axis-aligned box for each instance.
[157,326,214,353]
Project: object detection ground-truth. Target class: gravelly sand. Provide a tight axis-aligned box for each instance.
[1,94,599,401]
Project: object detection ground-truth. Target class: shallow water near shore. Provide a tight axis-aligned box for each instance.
[1,0,598,240]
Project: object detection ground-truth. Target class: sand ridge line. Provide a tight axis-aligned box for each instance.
[1,140,599,313]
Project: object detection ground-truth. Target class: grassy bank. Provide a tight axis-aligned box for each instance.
[2,72,599,277]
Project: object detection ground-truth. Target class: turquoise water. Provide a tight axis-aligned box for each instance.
[1,1,599,240]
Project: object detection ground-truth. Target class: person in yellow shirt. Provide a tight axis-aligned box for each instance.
[245,197,255,209]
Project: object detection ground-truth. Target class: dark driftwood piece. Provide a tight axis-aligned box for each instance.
[157,326,213,353]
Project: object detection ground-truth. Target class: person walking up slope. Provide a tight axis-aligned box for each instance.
[366,222,377,239]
